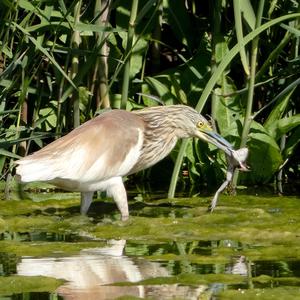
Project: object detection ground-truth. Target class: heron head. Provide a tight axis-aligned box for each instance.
[192,117,233,156]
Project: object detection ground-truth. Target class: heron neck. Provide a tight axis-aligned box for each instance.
[129,123,179,174]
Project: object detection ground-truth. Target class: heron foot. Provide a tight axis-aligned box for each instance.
[121,214,129,221]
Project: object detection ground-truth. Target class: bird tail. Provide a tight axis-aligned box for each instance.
[15,158,57,183]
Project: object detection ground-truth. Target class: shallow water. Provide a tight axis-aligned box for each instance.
[0,190,300,299]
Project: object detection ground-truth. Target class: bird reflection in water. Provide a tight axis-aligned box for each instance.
[17,239,207,299]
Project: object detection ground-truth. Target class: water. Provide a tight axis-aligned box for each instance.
[1,236,300,299]
[0,193,300,299]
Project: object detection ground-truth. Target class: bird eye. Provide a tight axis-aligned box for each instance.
[197,121,204,128]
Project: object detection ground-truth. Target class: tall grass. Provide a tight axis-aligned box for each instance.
[0,0,299,196]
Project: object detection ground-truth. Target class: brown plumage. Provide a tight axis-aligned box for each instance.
[16,105,234,220]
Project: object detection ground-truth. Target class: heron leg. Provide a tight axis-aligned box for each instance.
[107,177,129,221]
[80,192,94,215]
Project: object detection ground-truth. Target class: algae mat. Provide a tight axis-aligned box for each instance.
[0,193,300,299]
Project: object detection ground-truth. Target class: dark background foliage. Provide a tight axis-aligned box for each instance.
[0,0,299,195]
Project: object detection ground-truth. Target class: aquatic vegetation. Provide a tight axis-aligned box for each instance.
[0,276,64,294]
[0,193,300,299]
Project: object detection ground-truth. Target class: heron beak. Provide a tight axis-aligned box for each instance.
[197,125,233,156]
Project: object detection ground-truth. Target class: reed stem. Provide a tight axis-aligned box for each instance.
[71,0,82,128]
[121,0,139,110]
[232,0,265,188]
[169,1,288,198]
[211,0,222,120]
[92,0,111,109]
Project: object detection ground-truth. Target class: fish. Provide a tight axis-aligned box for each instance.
[209,147,249,212]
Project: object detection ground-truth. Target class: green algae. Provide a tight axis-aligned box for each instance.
[2,214,93,235]
[144,253,229,264]
[219,287,300,300]
[0,240,105,257]
[1,194,300,250]
[1,193,300,298]
[252,275,300,285]
[0,197,80,216]
[0,275,64,294]
[142,243,300,264]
